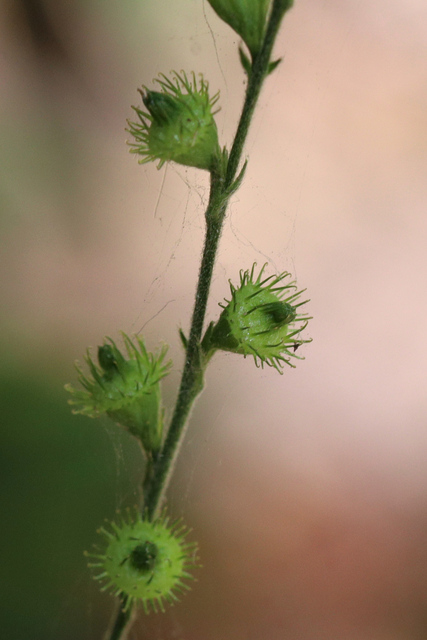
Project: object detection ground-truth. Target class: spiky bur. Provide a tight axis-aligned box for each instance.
[203,263,311,372]
[85,510,199,613]
[65,333,171,455]
[127,71,222,172]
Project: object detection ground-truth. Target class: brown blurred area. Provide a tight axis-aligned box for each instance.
[1,1,427,639]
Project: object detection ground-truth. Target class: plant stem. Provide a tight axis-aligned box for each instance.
[103,601,136,640]
[146,0,291,516]
[144,179,226,520]
[107,2,291,638]
[225,0,291,188]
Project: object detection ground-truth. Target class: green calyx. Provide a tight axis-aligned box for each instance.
[65,333,171,454]
[86,509,199,614]
[207,0,270,60]
[203,263,311,372]
[127,71,221,171]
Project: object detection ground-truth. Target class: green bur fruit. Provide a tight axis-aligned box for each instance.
[65,334,171,454]
[85,510,198,613]
[127,71,221,171]
[205,263,311,372]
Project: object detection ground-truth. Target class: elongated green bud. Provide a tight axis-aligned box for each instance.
[65,333,171,455]
[127,71,221,172]
[207,0,270,59]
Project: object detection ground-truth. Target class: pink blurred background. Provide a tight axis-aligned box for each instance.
[1,1,427,638]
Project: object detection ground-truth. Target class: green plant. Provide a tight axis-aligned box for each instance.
[85,509,198,614]
[66,1,311,638]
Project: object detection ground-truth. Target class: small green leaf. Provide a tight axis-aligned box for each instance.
[179,328,188,349]
[239,46,252,76]
[267,58,282,75]
[226,160,248,197]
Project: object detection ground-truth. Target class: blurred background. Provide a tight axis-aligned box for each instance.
[1,0,427,638]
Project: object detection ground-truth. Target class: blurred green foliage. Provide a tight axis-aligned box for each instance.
[0,364,143,640]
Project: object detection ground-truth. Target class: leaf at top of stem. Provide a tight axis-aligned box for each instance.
[207,0,270,60]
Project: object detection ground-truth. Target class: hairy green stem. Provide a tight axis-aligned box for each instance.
[144,180,226,519]
[104,601,136,640]
[225,0,291,187]
[107,2,291,638]
[146,0,292,519]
